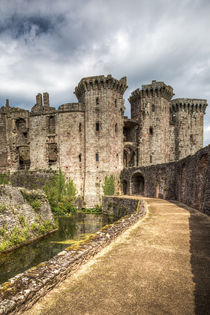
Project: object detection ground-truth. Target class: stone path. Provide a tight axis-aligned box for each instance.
[24,198,210,315]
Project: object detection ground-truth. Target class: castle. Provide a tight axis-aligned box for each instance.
[0,75,208,207]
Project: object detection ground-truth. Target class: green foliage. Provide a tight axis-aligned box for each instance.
[0,173,10,185]
[21,191,42,212]
[18,215,26,227]
[0,227,6,236]
[30,222,39,232]
[80,205,102,214]
[102,175,115,196]
[0,204,7,213]
[0,218,56,252]
[44,168,77,215]
[39,220,56,234]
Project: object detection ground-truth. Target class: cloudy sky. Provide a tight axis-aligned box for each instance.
[0,0,210,144]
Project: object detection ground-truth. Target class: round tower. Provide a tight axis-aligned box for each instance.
[75,75,127,207]
[171,98,208,160]
[129,80,174,166]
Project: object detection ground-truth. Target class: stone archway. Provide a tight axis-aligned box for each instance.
[131,172,144,195]
[122,180,128,195]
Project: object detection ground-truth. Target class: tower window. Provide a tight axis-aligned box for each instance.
[152,104,155,112]
[149,127,153,135]
[96,153,99,161]
[96,122,99,131]
[150,155,152,163]
[79,123,82,132]
[115,99,117,107]
[79,154,81,162]
[96,97,99,105]
[115,123,118,132]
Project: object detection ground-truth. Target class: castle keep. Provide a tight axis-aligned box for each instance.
[0,75,208,207]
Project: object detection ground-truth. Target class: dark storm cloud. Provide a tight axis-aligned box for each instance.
[0,0,210,144]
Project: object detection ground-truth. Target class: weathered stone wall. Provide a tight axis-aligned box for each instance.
[75,75,127,207]
[0,104,30,172]
[122,145,210,215]
[0,198,147,315]
[103,196,139,217]
[0,185,55,252]
[129,81,174,167]
[10,170,55,190]
[171,99,207,160]
[57,110,85,197]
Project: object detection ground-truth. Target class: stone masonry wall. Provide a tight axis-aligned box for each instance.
[103,196,139,217]
[122,145,210,215]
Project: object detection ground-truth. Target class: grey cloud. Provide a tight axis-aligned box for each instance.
[0,0,210,144]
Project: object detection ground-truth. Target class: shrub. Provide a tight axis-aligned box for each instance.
[102,175,115,195]
[21,191,42,212]
[44,169,77,215]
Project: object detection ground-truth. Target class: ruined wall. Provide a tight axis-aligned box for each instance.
[0,103,30,171]
[75,75,127,207]
[122,145,210,215]
[57,104,85,197]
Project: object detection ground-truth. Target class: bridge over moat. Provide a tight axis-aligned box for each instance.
[25,197,210,315]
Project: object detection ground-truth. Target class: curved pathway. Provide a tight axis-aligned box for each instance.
[25,198,210,315]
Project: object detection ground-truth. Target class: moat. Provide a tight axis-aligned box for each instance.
[0,213,116,285]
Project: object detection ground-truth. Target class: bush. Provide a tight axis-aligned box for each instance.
[102,175,115,195]
[21,191,42,212]
[44,169,77,215]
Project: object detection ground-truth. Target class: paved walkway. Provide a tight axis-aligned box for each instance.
[25,198,210,315]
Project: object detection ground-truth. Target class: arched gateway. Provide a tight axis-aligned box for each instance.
[131,172,144,195]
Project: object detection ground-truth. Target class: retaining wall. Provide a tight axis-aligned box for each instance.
[122,145,210,215]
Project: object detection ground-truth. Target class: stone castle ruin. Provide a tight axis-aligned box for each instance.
[0,75,208,207]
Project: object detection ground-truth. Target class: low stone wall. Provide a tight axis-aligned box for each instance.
[10,171,55,190]
[0,199,147,315]
[122,145,210,215]
[103,196,139,216]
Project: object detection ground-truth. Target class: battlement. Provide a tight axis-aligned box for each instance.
[129,80,174,103]
[74,74,127,101]
[58,103,85,112]
[171,98,208,113]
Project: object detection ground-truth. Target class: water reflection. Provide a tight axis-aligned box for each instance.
[0,213,115,285]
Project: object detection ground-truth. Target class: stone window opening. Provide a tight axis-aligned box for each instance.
[115,123,118,132]
[96,97,99,105]
[152,104,155,112]
[150,155,152,163]
[23,132,28,139]
[79,153,82,162]
[48,116,56,134]
[96,153,99,162]
[115,99,117,107]
[149,127,153,135]
[79,123,82,132]
[96,122,100,131]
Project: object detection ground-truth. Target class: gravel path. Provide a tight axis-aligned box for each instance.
[24,198,210,315]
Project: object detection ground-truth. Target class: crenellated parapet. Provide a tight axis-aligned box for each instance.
[129,80,174,103]
[74,74,127,101]
[58,102,85,112]
[171,98,208,113]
